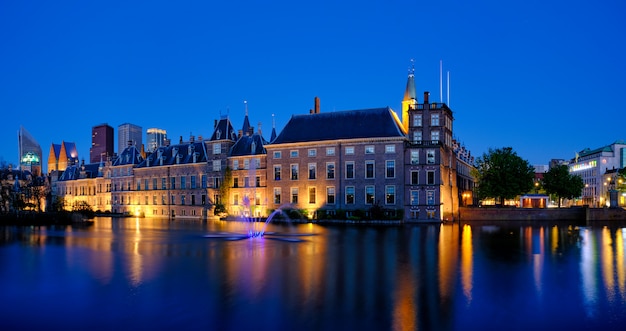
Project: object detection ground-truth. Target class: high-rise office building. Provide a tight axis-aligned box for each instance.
[146,128,167,152]
[90,124,114,163]
[118,123,142,154]
[18,126,43,176]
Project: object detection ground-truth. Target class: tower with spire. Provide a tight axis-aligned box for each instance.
[401,60,417,134]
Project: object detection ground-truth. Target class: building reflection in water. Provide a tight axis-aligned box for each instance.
[2,219,626,329]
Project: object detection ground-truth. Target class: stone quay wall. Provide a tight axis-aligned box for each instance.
[459,207,626,222]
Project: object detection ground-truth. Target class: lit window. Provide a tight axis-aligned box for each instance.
[365,186,375,204]
[427,191,435,205]
[410,190,419,205]
[386,186,395,204]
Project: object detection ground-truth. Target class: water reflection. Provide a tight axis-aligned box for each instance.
[0,219,625,330]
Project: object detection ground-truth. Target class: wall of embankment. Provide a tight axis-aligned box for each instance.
[459,207,626,222]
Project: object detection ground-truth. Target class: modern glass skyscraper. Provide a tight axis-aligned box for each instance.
[18,126,43,176]
[90,123,114,163]
[146,128,167,152]
[118,123,142,154]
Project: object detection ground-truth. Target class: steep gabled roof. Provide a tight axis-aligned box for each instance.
[137,141,208,168]
[230,133,268,157]
[113,145,144,166]
[271,107,405,144]
[209,117,237,141]
[58,163,100,181]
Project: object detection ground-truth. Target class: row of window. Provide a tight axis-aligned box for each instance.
[112,175,210,191]
[232,158,261,170]
[411,113,442,127]
[259,186,398,206]
[59,183,112,196]
[271,144,397,159]
[113,194,208,206]
[272,161,397,181]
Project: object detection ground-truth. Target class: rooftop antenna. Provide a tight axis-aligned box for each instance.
[409,58,415,75]
[439,60,443,103]
[244,100,248,116]
[272,113,275,129]
[447,70,450,106]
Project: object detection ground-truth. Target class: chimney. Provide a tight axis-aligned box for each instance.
[190,135,195,143]
[314,96,320,114]
[179,136,183,144]
[198,135,203,141]
[424,91,430,104]
[238,130,243,138]
[257,122,262,136]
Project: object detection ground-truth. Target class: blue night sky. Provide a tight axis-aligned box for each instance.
[1,0,624,170]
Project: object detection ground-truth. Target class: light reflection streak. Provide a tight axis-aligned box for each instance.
[532,227,544,297]
[601,227,615,302]
[438,223,459,304]
[392,270,416,331]
[461,224,473,304]
[580,228,598,317]
[618,229,626,298]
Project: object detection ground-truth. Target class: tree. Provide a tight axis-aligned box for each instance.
[542,164,584,208]
[217,166,232,216]
[472,147,535,206]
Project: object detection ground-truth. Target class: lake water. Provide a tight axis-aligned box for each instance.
[1,217,625,331]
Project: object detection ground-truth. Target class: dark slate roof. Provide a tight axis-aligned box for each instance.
[271,107,405,144]
[241,115,251,136]
[230,133,268,157]
[137,141,207,168]
[270,127,277,143]
[58,163,100,181]
[209,117,237,141]
[113,145,143,166]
